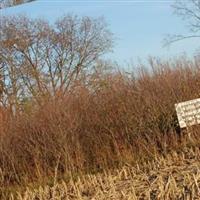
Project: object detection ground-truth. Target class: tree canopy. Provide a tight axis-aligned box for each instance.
[0,15,113,110]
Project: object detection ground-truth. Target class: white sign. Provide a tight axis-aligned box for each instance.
[175,98,200,128]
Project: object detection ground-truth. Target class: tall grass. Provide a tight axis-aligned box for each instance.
[5,147,200,200]
[0,57,200,190]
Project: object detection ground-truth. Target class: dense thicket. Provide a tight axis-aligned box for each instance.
[0,15,200,193]
[0,56,200,188]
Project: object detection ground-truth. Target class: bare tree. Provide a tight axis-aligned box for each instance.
[164,0,200,45]
[0,15,113,111]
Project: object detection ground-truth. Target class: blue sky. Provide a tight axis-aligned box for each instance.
[1,0,199,64]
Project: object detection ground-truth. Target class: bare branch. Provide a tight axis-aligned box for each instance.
[165,0,200,46]
[0,15,113,109]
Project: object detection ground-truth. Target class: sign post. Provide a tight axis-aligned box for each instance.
[175,98,200,138]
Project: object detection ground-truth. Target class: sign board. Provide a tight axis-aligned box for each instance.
[175,98,200,128]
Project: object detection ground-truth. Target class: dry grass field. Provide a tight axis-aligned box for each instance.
[4,146,200,200]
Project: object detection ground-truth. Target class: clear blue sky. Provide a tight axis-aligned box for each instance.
[1,0,199,64]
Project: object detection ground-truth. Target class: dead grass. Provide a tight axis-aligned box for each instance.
[0,57,200,199]
[4,147,200,200]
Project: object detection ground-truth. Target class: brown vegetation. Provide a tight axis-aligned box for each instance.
[4,147,200,200]
[0,55,200,197]
[0,15,200,199]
